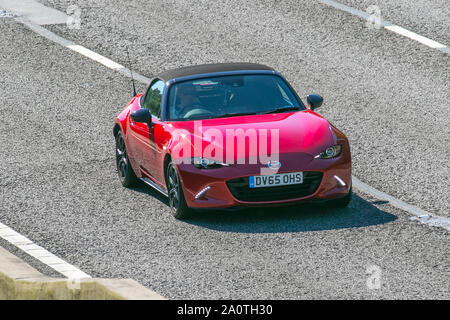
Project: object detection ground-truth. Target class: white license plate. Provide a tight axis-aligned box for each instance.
[249,172,303,188]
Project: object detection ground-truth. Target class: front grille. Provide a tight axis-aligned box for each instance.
[226,171,323,202]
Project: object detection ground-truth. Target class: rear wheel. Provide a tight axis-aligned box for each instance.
[115,131,137,187]
[166,161,191,219]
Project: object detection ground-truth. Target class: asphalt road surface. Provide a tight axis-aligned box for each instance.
[0,0,449,299]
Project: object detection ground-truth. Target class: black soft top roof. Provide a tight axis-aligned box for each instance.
[158,62,274,81]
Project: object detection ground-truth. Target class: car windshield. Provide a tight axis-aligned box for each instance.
[167,74,304,121]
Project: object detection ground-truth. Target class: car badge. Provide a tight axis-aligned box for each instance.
[267,160,281,169]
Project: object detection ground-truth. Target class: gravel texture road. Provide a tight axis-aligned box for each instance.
[0,0,449,299]
[40,0,450,217]
[338,0,450,46]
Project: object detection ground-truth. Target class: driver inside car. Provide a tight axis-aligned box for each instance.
[173,86,202,119]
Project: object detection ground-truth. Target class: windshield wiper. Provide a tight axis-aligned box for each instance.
[261,106,300,114]
[215,112,258,118]
[183,112,257,120]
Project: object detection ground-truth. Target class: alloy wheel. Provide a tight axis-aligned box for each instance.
[167,164,180,211]
[116,134,128,182]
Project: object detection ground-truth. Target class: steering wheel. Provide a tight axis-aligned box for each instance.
[178,104,213,118]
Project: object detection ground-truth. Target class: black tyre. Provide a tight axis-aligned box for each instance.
[115,131,138,187]
[327,186,352,208]
[166,161,191,219]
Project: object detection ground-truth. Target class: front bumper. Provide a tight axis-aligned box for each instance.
[176,151,351,209]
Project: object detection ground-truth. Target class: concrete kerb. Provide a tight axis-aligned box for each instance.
[0,246,165,300]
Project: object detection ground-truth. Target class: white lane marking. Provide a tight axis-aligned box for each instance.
[67,44,124,70]
[384,25,447,50]
[0,221,91,279]
[0,0,68,25]
[16,16,152,85]
[319,0,450,55]
[352,177,450,231]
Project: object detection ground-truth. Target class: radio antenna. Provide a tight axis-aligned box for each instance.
[126,47,137,97]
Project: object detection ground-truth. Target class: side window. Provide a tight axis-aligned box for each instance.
[142,80,164,117]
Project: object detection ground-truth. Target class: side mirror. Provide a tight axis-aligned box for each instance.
[130,108,152,124]
[306,94,323,111]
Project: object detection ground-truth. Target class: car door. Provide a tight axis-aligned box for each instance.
[128,79,165,182]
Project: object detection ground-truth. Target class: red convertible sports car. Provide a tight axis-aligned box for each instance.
[113,63,352,219]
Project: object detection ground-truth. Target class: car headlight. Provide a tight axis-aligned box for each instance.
[192,157,229,169]
[315,144,342,159]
